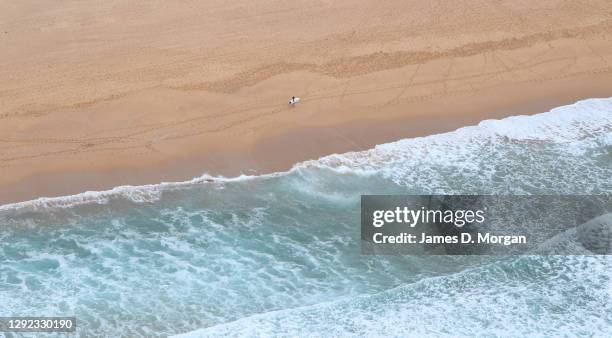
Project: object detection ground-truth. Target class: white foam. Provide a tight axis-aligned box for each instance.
[172,255,612,338]
[300,98,612,195]
[308,97,612,172]
[0,173,281,212]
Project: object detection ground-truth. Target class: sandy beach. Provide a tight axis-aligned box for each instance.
[1,0,612,204]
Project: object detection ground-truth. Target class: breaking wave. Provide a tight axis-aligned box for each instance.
[173,255,611,338]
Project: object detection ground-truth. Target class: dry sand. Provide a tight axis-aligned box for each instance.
[1,0,612,204]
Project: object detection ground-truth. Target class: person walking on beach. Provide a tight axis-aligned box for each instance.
[289,96,300,105]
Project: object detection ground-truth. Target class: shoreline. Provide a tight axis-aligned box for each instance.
[2,75,611,206]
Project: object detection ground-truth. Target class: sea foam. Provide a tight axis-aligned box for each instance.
[172,255,612,338]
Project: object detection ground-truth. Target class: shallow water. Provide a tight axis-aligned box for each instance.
[1,98,611,337]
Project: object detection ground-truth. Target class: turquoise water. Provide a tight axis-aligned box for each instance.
[1,98,611,337]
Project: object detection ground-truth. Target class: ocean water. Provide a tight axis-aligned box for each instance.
[0,98,611,337]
